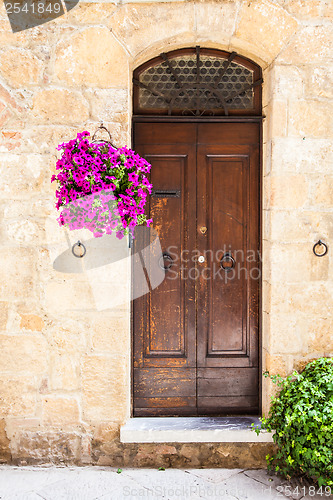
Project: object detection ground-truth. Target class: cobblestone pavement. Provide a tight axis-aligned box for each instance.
[0,466,331,500]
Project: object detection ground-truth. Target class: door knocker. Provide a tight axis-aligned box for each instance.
[159,252,173,271]
[220,252,236,272]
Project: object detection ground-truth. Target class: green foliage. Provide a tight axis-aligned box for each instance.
[258,358,333,487]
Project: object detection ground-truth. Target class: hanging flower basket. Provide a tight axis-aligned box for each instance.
[51,128,153,239]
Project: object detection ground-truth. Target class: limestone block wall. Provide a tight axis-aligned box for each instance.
[0,0,331,464]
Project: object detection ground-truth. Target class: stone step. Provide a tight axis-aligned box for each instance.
[120,416,274,443]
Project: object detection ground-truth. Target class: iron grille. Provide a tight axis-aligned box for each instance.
[133,47,262,116]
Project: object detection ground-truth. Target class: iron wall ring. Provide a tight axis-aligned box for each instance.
[72,241,86,258]
[313,240,328,257]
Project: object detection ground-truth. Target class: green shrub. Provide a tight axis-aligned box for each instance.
[254,357,333,487]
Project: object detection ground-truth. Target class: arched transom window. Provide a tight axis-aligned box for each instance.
[133,47,262,116]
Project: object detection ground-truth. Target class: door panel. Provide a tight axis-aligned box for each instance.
[197,368,259,396]
[133,140,197,416]
[196,132,259,413]
[197,396,259,413]
[148,155,187,357]
[133,122,260,416]
[197,122,260,145]
[198,153,249,358]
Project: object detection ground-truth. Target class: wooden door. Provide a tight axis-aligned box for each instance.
[132,121,260,416]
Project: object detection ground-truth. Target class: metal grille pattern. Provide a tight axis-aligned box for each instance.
[134,48,262,116]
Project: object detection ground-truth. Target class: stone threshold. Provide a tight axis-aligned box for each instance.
[120,416,274,443]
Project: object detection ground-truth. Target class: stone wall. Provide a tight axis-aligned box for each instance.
[0,0,332,464]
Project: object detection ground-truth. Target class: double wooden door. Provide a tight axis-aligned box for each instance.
[132,121,260,416]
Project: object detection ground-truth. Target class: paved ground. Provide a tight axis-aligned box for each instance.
[0,466,331,500]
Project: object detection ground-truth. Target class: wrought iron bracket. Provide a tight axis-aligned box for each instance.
[91,122,117,149]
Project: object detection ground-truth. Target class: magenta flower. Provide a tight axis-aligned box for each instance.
[128,172,139,184]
